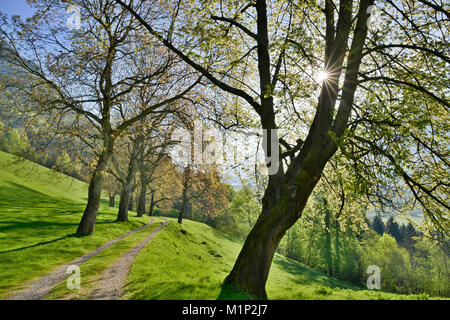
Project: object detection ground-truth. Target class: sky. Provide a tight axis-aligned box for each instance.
[0,0,36,18]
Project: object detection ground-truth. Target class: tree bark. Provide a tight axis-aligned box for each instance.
[221,134,336,299]
[324,199,333,275]
[116,139,140,222]
[148,190,155,216]
[136,149,147,217]
[128,194,134,211]
[117,184,131,222]
[137,181,147,217]
[178,166,190,224]
[178,186,188,224]
[109,194,115,207]
[221,164,324,298]
[76,138,113,235]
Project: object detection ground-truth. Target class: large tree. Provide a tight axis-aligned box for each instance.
[117,0,449,298]
[119,0,449,299]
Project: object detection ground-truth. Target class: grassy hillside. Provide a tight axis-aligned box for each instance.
[122,218,439,300]
[0,151,442,300]
[0,151,153,296]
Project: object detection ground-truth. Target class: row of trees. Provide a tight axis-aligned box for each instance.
[0,0,204,233]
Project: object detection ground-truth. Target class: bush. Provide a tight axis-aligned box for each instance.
[362,233,413,293]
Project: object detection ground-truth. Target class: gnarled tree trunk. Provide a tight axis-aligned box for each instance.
[76,137,114,235]
[136,152,147,217]
[221,146,332,299]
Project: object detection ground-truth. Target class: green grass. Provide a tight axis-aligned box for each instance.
[44,220,164,300]
[123,218,443,300]
[0,151,446,300]
[0,151,151,297]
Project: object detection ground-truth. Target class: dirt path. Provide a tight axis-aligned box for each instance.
[5,219,156,300]
[90,218,168,300]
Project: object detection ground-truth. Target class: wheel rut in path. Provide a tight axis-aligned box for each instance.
[5,219,156,300]
[90,218,168,300]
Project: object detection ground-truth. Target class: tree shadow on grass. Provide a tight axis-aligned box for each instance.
[0,221,79,232]
[155,215,244,246]
[0,182,75,209]
[82,198,110,208]
[0,233,77,254]
[0,219,122,252]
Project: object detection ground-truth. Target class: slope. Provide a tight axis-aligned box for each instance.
[123,218,438,300]
[0,151,440,300]
[0,151,153,296]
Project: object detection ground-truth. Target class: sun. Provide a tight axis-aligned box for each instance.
[317,70,329,82]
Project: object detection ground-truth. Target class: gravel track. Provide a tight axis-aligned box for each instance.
[90,218,168,300]
[5,219,156,300]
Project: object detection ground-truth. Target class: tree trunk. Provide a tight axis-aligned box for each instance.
[136,146,147,217]
[116,138,140,222]
[148,201,155,216]
[137,182,147,217]
[334,219,341,277]
[109,194,115,207]
[148,190,155,216]
[324,200,333,276]
[178,166,190,224]
[117,184,131,222]
[76,140,113,235]
[220,201,295,298]
[220,172,318,299]
[128,194,134,211]
[178,187,187,224]
[220,138,335,299]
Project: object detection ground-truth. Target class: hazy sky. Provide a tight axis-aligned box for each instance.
[0,0,35,18]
